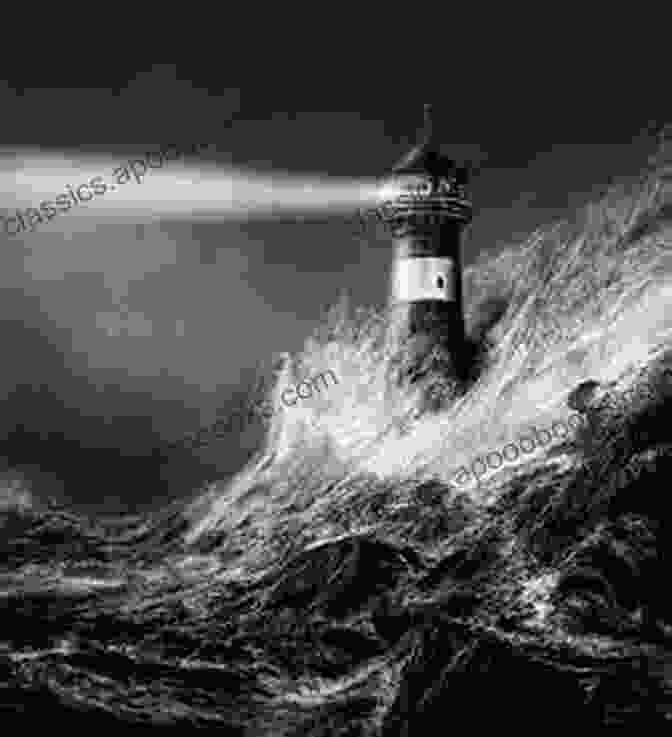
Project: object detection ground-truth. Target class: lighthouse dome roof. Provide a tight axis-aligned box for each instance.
[390,105,466,180]
[392,144,459,177]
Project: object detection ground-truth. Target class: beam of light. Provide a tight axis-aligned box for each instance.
[0,148,382,230]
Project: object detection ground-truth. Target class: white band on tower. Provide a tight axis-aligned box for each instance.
[392,257,456,302]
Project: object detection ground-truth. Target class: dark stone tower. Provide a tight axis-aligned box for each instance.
[377,104,473,382]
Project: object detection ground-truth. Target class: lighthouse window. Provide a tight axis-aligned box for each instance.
[436,275,445,289]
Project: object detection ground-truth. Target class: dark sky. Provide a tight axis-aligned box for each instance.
[0,58,668,513]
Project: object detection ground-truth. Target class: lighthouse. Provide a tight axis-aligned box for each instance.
[376,104,472,383]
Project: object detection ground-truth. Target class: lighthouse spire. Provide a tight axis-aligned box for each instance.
[421,103,435,149]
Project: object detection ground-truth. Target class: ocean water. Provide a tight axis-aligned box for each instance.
[1,148,672,733]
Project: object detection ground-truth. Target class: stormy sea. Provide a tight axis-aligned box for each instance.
[1,143,671,733]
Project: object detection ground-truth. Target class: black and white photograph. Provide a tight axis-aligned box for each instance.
[1,48,671,732]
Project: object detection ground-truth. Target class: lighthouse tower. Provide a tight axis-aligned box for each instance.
[377,104,472,381]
